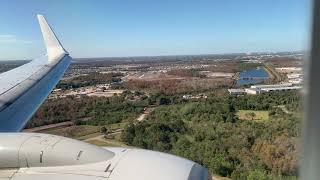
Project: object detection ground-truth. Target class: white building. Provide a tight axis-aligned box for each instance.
[244,84,302,95]
[245,88,261,95]
[251,83,292,89]
[260,86,302,92]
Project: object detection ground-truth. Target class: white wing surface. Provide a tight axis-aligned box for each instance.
[0,15,71,132]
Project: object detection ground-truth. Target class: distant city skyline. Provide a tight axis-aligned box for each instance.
[0,0,311,60]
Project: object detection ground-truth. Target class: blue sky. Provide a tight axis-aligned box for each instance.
[0,0,312,60]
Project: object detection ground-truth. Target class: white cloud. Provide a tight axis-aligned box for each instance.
[0,34,32,44]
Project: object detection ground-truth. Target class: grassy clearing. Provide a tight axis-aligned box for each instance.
[86,138,129,147]
[41,125,100,138]
[77,132,101,140]
[85,139,118,146]
[42,124,129,147]
[106,122,128,131]
[41,122,127,139]
[236,110,269,121]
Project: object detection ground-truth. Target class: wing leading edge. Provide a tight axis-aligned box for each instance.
[0,15,71,132]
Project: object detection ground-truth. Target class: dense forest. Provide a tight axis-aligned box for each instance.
[28,95,147,128]
[121,91,301,179]
[29,89,301,179]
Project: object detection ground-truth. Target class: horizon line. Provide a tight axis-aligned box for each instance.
[0,50,306,62]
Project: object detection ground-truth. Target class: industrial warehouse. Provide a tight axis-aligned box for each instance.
[228,83,302,95]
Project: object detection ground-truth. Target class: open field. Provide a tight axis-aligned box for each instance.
[122,71,188,82]
[23,121,73,132]
[84,134,128,147]
[85,139,118,146]
[236,110,269,121]
[87,90,124,97]
[40,124,127,147]
[41,125,100,138]
[107,122,128,131]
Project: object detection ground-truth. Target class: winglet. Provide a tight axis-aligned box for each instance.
[37,14,68,61]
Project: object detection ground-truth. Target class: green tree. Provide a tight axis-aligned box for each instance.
[247,170,268,180]
[100,126,108,135]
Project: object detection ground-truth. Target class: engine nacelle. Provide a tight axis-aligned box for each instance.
[0,133,114,168]
[0,133,210,180]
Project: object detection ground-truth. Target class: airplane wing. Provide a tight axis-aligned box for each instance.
[0,15,209,180]
[0,15,71,132]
